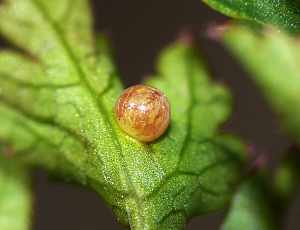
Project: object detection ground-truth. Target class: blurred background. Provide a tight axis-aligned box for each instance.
[0,0,299,229]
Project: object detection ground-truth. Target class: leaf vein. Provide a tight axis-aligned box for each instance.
[30,0,146,224]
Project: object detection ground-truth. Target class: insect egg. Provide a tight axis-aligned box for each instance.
[115,84,170,142]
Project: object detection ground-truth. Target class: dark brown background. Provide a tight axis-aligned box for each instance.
[0,0,300,229]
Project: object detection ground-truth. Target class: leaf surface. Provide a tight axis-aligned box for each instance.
[274,147,300,204]
[0,154,31,230]
[222,176,276,230]
[203,0,300,32]
[222,23,300,143]
[0,0,245,228]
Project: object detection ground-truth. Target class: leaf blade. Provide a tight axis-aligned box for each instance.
[0,0,245,229]
[0,155,32,230]
[222,176,276,230]
[222,23,300,143]
[203,0,300,32]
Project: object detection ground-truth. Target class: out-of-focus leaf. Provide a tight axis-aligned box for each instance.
[222,23,300,143]
[274,147,300,203]
[0,154,31,230]
[222,175,276,230]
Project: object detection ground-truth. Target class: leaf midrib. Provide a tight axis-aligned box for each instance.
[30,0,146,226]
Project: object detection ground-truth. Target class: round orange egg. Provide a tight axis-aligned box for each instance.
[115,85,170,142]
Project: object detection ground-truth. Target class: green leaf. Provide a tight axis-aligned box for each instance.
[223,148,300,230]
[0,0,245,229]
[222,175,276,230]
[0,154,31,230]
[274,147,300,204]
[222,24,300,143]
[202,0,300,33]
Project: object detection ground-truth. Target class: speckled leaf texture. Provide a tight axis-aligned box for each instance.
[203,0,300,32]
[222,24,300,144]
[221,176,276,230]
[0,0,245,229]
[0,155,31,230]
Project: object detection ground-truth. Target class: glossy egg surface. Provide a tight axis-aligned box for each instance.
[115,85,170,142]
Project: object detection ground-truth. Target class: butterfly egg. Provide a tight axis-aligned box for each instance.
[115,84,170,142]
